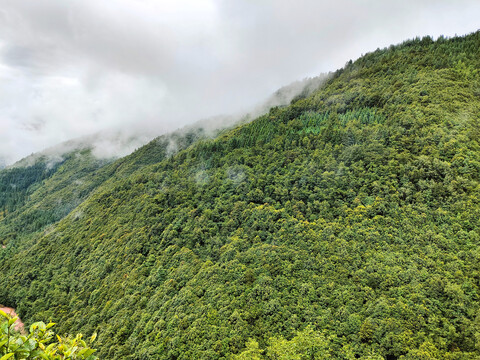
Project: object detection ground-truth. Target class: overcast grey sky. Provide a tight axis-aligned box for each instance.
[0,0,479,165]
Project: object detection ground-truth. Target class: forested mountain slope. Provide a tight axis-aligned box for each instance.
[1,32,480,359]
[0,128,212,255]
[0,149,112,249]
[0,77,319,254]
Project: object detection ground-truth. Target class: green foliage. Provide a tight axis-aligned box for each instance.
[0,310,96,359]
[267,327,334,359]
[234,327,385,359]
[0,160,60,214]
[0,129,205,253]
[232,339,263,360]
[1,31,480,359]
[0,150,113,251]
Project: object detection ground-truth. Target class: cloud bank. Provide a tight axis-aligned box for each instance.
[0,0,479,164]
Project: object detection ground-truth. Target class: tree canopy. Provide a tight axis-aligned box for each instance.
[1,32,480,359]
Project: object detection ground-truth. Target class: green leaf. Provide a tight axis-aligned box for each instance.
[78,348,96,358]
[0,353,15,360]
[7,317,18,327]
[89,332,97,343]
[30,350,50,360]
[12,350,30,358]
[30,321,46,333]
[0,310,9,320]
[23,338,37,352]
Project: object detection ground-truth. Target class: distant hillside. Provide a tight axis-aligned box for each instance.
[0,127,210,252]
[0,74,327,250]
[0,150,122,261]
[1,32,480,359]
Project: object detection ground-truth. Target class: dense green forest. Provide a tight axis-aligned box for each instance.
[1,32,480,359]
[0,130,207,251]
[0,152,111,248]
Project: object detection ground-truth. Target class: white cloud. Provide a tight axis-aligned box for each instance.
[0,0,479,164]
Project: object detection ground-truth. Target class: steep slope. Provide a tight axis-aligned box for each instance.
[0,149,112,249]
[1,32,480,359]
[0,75,322,252]
[0,127,210,259]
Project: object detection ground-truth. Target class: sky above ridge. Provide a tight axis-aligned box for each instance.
[0,0,479,165]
